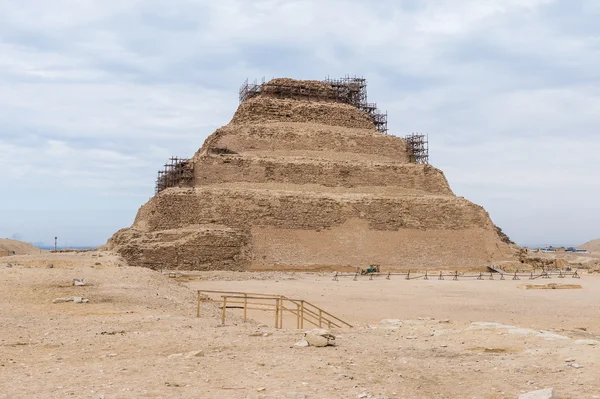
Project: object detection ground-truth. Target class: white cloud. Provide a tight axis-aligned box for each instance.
[0,0,598,246]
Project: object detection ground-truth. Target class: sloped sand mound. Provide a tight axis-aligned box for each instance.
[579,238,600,253]
[0,238,41,256]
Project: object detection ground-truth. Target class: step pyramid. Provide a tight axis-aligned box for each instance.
[107,77,514,271]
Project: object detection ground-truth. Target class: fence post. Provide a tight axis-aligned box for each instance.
[196,291,201,318]
[279,299,284,329]
[300,301,305,329]
[319,309,323,327]
[243,294,247,322]
[275,298,280,328]
[221,296,227,325]
[296,303,300,329]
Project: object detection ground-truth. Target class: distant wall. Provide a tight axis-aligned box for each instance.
[0,250,10,257]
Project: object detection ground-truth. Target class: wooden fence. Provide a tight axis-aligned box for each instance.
[332,269,580,281]
[197,290,352,329]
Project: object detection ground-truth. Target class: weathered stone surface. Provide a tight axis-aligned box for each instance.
[574,339,599,345]
[52,296,89,304]
[518,388,556,399]
[305,334,329,347]
[294,339,309,347]
[379,319,403,329]
[304,328,335,347]
[184,350,204,358]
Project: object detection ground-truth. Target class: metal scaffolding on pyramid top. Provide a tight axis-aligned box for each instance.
[404,133,429,165]
[239,75,388,134]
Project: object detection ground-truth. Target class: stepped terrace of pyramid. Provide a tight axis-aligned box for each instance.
[107,77,515,271]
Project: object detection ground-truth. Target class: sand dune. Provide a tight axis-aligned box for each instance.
[579,238,600,253]
[0,238,41,256]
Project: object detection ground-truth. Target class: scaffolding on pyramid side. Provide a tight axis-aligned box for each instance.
[404,133,429,165]
[155,157,194,194]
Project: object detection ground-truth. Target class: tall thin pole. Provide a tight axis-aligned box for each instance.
[54,236,57,252]
[196,291,201,318]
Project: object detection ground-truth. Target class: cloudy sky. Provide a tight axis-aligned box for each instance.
[0,0,598,247]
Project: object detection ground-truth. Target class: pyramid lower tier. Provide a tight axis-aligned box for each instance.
[107,187,513,270]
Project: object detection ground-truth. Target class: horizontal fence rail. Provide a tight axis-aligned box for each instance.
[331,268,580,281]
[197,290,353,329]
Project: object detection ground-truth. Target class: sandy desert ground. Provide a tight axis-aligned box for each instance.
[1,251,599,399]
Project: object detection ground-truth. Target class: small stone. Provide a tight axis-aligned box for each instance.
[304,329,335,346]
[566,363,583,369]
[257,387,265,392]
[294,339,309,347]
[185,350,204,358]
[46,264,53,269]
[72,279,86,286]
[564,358,575,362]
[518,388,556,399]
[167,353,183,359]
[305,334,329,347]
[438,319,451,324]
[574,339,599,346]
[52,296,88,304]
[379,319,402,326]
[406,336,417,340]
[305,328,334,338]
